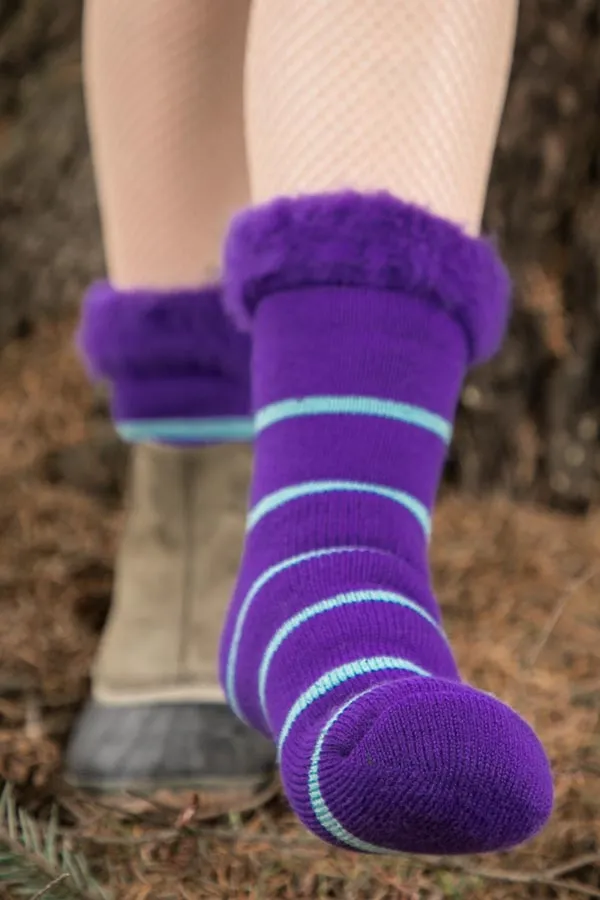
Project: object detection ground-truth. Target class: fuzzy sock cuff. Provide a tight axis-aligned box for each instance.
[224,191,510,366]
[78,282,248,381]
[76,282,251,431]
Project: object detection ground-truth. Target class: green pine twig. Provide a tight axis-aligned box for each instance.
[0,782,109,900]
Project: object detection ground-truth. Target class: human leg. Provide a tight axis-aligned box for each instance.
[220,0,553,852]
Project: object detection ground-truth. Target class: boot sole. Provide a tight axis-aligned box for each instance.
[63,770,280,816]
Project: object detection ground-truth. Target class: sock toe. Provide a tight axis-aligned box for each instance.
[282,677,553,855]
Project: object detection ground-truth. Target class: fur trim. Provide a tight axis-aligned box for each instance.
[76,282,249,381]
[224,191,510,364]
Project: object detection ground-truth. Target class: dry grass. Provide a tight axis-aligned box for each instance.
[0,321,598,899]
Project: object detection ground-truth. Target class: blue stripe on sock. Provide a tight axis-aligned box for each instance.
[258,590,445,717]
[116,417,254,443]
[255,396,452,443]
[276,656,431,758]
[248,481,431,536]
[225,546,370,720]
[308,689,390,854]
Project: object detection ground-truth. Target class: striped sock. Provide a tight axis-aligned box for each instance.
[77,283,253,445]
[219,192,553,855]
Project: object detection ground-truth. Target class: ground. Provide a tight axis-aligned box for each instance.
[0,320,598,899]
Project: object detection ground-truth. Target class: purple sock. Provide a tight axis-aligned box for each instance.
[76,282,252,444]
[219,192,553,855]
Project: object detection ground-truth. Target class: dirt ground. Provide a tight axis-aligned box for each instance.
[0,320,597,900]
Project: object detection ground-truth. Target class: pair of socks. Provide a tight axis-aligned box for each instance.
[78,191,553,855]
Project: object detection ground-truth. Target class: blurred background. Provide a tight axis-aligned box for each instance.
[0,2,599,898]
[2,0,600,507]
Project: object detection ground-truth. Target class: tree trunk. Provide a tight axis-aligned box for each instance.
[452,0,600,512]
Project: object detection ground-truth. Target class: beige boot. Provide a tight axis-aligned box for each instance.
[65,443,275,807]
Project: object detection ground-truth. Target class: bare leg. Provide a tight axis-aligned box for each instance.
[245,0,517,233]
[83,0,249,287]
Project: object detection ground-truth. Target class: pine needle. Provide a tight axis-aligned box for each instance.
[0,781,110,900]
